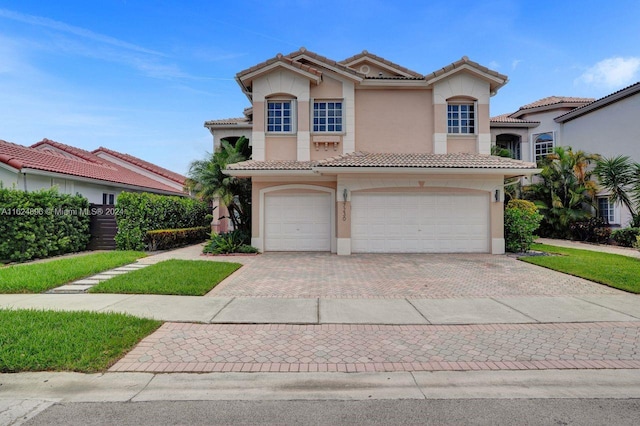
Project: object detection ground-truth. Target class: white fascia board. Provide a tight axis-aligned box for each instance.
[313,166,541,177]
[223,169,316,177]
[21,168,186,196]
[343,57,417,78]
[555,85,640,123]
[0,162,20,174]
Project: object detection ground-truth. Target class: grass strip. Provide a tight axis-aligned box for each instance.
[521,243,640,293]
[89,259,241,295]
[0,309,160,372]
[0,251,146,294]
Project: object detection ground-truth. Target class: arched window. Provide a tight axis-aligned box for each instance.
[447,100,476,134]
[533,132,554,162]
[266,97,296,133]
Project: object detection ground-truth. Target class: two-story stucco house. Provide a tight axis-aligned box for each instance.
[208,48,539,255]
[491,82,640,227]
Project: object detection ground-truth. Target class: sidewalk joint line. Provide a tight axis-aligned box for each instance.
[573,295,640,321]
[489,297,540,323]
[405,298,432,324]
[126,373,156,402]
[208,297,236,323]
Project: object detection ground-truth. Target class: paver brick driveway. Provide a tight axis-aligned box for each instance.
[209,253,623,299]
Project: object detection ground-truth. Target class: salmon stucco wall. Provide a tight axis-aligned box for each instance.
[354,89,433,153]
[265,137,297,160]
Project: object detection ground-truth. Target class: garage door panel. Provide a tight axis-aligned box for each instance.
[351,193,489,253]
[265,193,331,251]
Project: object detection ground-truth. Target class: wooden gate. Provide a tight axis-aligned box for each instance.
[88,204,117,250]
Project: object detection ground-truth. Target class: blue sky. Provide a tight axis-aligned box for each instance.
[1,1,639,175]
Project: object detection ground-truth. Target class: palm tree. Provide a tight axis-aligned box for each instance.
[186,137,251,235]
[594,155,637,217]
[525,146,599,238]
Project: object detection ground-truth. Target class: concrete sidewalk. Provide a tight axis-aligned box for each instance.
[1,293,639,324]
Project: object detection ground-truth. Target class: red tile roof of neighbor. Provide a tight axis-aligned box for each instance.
[490,114,540,124]
[227,152,537,171]
[92,146,186,185]
[0,139,185,194]
[518,96,595,110]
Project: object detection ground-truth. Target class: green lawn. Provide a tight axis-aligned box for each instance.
[521,243,640,294]
[89,259,242,295]
[0,251,146,294]
[0,309,160,372]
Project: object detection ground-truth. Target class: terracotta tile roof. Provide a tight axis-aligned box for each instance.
[1,139,185,194]
[236,52,323,79]
[316,152,537,169]
[92,146,186,185]
[425,56,508,83]
[285,47,365,79]
[227,152,537,171]
[517,96,594,111]
[490,114,540,124]
[204,117,252,126]
[340,50,423,78]
[227,160,316,171]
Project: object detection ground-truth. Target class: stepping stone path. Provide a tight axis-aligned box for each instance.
[46,263,151,294]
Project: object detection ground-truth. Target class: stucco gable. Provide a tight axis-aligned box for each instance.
[425,56,508,95]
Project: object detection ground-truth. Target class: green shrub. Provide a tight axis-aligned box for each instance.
[115,192,208,250]
[634,236,640,251]
[203,230,258,255]
[504,199,543,253]
[569,217,611,243]
[145,227,210,251]
[0,187,90,262]
[612,227,640,247]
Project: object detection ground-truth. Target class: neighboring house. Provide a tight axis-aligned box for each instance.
[491,82,640,226]
[0,138,186,204]
[207,48,538,255]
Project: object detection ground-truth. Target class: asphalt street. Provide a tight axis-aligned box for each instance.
[23,399,640,426]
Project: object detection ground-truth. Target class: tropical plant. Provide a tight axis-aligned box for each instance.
[186,137,252,237]
[594,155,640,218]
[203,230,258,255]
[524,146,600,238]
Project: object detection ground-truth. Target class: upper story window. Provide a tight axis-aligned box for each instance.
[447,103,475,134]
[597,197,617,224]
[267,100,294,133]
[102,193,115,205]
[313,101,343,133]
[533,132,554,162]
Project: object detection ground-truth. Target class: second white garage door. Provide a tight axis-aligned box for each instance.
[351,192,489,253]
[264,193,332,251]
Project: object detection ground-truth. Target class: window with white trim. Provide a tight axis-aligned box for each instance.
[447,103,475,134]
[533,132,554,162]
[597,197,617,224]
[267,100,294,133]
[313,100,343,132]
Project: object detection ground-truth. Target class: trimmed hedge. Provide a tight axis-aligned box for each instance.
[146,227,210,251]
[115,192,208,250]
[0,187,90,262]
[504,199,543,253]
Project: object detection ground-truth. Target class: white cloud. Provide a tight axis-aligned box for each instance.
[488,60,500,70]
[511,59,522,70]
[577,57,640,89]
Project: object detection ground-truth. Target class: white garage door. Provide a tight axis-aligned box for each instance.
[351,193,489,253]
[264,193,331,251]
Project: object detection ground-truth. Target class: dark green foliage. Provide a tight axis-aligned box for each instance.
[524,146,599,238]
[0,187,90,262]
[568,217,611,243]
[611,227,640,247]
[203,230,258,255]
[114,192,208,250]
[145,226,210,251]
[504,199,543,253]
